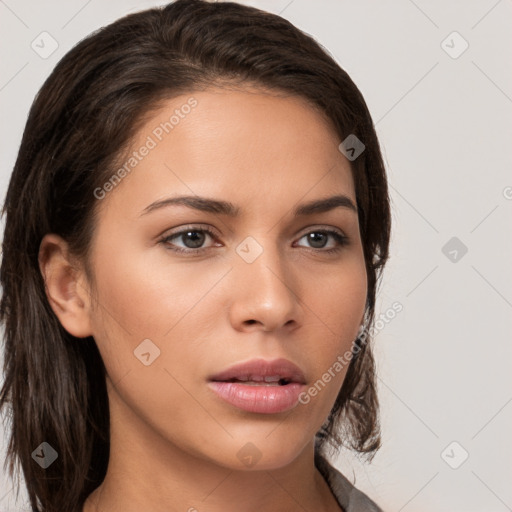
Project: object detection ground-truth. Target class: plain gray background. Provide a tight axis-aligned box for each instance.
[1,1,511,511]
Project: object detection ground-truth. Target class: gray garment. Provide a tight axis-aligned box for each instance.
[315,451,384,512]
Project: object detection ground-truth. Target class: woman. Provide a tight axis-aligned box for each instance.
[0,1,391,511]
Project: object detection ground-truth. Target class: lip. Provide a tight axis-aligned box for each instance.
[208,381,306,414]
[208,357,306,384]
[207,358,307,414]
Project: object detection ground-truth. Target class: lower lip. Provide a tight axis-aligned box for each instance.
[208,381,306,414]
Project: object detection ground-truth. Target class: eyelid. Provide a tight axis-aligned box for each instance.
[296,224,347,238]
[160,224,346,241]
[293,226,349,251]
[158,224,220,254]
[160,223,219,238]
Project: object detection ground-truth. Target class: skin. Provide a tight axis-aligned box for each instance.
[39,86,367,512]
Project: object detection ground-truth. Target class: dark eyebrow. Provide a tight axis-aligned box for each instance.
[293,195,357,216]
[140,194,357,217]
[141,196,240,216]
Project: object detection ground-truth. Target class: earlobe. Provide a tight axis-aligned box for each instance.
[38,233,93,338]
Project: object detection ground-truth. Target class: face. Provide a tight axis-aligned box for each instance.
[79,86,367,470]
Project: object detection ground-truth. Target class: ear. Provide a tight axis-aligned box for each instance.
[38,233,93,338]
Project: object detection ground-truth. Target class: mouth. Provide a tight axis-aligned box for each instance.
[212,376,294,386]
[207,358,307,414]
[208,357,306,385]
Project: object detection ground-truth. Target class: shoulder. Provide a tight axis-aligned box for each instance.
[314,451,384,512]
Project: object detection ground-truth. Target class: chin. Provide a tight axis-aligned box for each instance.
[209,434,309,471]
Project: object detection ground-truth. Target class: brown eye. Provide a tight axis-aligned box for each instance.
[175,230,207,249]
[305,232,329,249]
[160,226,219,254]
[296,230,348,252]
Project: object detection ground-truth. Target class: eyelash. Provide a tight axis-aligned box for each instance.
[159,225,349,256]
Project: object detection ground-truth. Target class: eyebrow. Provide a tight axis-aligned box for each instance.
[140,194,358,217]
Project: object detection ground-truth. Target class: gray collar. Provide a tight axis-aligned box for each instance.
[314,450,384,512]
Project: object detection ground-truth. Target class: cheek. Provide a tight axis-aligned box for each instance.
[86,249,216,441]
[89,246,222,339]
[308,255,367,344]
[87,244,229,399]
[300,257,367,400]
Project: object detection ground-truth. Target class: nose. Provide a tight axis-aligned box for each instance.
[228,237,303,333]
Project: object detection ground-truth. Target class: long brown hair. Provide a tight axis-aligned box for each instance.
[0,1,391,510]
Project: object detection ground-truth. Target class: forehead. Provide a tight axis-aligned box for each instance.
[98,86,356,219]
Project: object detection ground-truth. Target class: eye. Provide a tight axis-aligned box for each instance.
[294,229,349,253]
[159,226,349,256]
[160,226,219,254]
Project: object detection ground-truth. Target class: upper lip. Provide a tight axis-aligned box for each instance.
[209,358,306,384]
